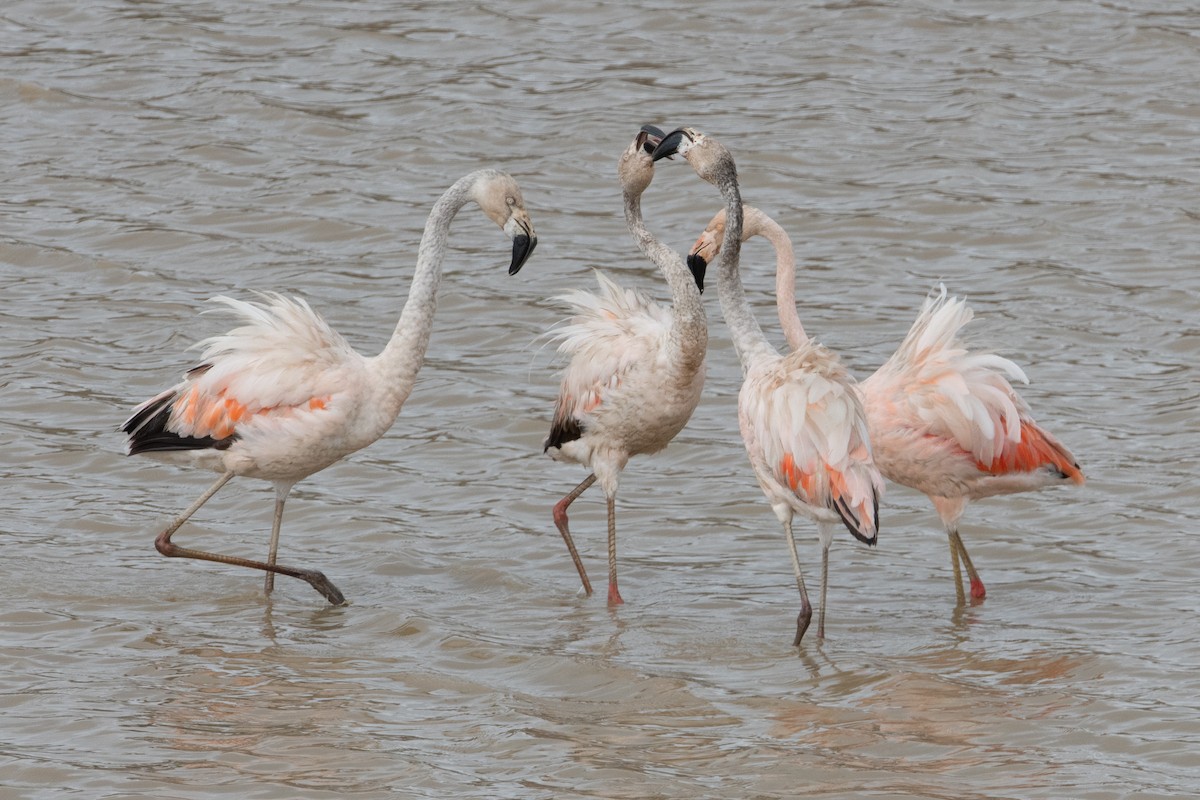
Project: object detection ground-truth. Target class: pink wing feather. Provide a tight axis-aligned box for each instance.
[743,343,883,543]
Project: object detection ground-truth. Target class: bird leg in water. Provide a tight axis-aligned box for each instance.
[153,472,346,605]
[783,517,813,646]
[818,540,830,639]
[553,473,596,597]
[948,531,967,604]
[606,493,623,605]
[264,489,286,595]
[950,528,986,601]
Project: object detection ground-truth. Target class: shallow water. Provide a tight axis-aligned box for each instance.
[2,1,1198,797]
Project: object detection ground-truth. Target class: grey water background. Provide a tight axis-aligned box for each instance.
[2,1,1197,797]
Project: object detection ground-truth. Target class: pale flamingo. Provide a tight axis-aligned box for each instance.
[544,126,707,605]
[688,205,1085,603]
[653,129,882,644]
[122,169,537,604]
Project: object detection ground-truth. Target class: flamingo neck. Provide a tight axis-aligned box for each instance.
[752,211,809,350]
[713,176,776,370]
[375,172,479,406]
[624,185,707,376]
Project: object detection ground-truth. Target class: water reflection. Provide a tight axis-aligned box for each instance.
[767,647,1089,793]
[137,640,390,791]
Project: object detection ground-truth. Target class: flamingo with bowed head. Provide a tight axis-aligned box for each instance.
[544,126,707,605]
[653,129,882,644]
[122,169,537,605]
[688,205,1084,603]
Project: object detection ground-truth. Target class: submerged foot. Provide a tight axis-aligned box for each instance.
[793,608,812,647]
[301,570,346,606]
[969,576,986,602]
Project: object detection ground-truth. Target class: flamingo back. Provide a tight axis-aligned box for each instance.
[862,287,1083,488]
[742,344,883,544]
[545,270,677,453]
[124,293,364,455]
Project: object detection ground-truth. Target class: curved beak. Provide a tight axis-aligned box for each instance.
[688,227,720,294]
[651,128,691,161]
[686,253,707,294]
[506,212,537,275]
[510,234,536,275]
[639,124,667,155]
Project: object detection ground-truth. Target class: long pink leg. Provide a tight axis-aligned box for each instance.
[606,493,623,605]
[154,472,345,605]
[553,474,596,596]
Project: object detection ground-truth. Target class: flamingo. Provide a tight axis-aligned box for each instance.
[544,126,707,605]
[653,129,882,644]
[688,205,1085,603]
[122,169,537,605]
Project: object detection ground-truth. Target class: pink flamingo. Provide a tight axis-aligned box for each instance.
[544,127,707,605]
[654,129,882,644]
[122,169,537,604]
[688,204,1085,603]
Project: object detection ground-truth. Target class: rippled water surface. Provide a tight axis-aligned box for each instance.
[3,1,1198,797]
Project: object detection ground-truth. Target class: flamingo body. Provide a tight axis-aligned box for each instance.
[861,288,1083,498]
[126,295,376,481]
[739,344,881,545]
[547,271,704,473]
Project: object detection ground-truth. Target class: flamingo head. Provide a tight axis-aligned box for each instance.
[474,171,537,275]
[617,124,669,196]
[686,208,729,295]
[650,126,702,161]
[651,127,735,189]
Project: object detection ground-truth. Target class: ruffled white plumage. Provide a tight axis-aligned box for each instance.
[188,293,362,415]
[743,343,882,538]
[546,270,686,458]
[862,286,1034,472]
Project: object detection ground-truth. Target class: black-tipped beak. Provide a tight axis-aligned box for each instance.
[686,253,707,294]
[639,124,666,154]
[651,129,688,161]
[509,234,536,275]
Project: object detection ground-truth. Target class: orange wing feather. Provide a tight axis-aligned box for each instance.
[976,420,1085,484]
[170,387,330,441]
